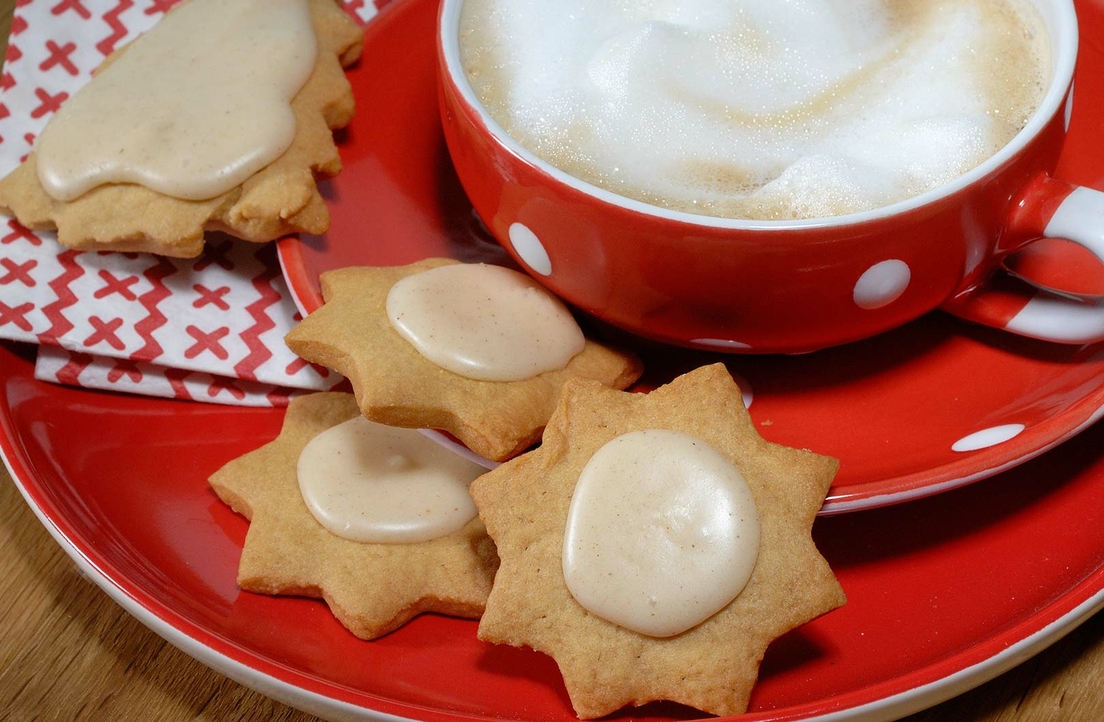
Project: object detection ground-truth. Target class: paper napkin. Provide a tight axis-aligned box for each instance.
[0,0,385,406]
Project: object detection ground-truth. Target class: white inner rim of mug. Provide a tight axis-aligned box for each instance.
[440,0,1079,231]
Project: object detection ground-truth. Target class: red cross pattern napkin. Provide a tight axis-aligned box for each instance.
[0,0,384,406]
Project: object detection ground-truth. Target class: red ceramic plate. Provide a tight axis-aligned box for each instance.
[6,332,1104,722]
[279,0,1104,514]
[7,1,1104,721]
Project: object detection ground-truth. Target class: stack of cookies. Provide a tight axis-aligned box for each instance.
[213,257,845,718]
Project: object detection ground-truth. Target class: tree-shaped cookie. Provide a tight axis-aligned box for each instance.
[0,0,363,257]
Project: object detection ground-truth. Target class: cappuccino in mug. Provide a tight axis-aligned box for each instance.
[459,0,1050,221]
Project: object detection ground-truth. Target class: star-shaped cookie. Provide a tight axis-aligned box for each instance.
[470,363,846,717]
[0,0,363,258]
[284,259,644,462]
[209,391,498,639]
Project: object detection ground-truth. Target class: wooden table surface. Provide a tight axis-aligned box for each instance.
[3,2,1104,721]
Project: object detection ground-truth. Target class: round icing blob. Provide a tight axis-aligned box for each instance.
[386,263,585,381]
[297,416,485,543]
[562,429,760,637]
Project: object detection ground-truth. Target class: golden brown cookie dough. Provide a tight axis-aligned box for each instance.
[209,391,499,639]
[470,363,845,718]
[0,0,362,258]
[284,259,644,462]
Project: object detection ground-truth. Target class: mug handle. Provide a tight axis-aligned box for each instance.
[942,174,1104,344]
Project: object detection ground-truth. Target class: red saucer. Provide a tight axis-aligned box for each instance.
[279,0,1104,514]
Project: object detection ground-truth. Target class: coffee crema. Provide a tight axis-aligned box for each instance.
[459,0,1050,221]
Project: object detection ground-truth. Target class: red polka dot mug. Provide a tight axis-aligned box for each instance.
[437,0,1095,354]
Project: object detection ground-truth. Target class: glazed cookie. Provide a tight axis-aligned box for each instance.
[0,0,362,258]
[284,259,644,462]
[209,391,499,639]
[470,363,846,717]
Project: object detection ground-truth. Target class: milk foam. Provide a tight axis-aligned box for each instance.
[460,0,1049,220]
